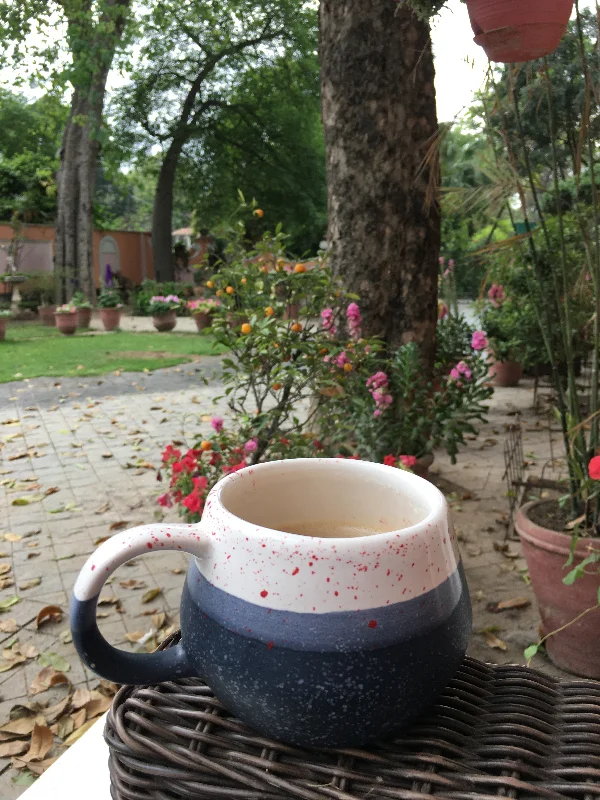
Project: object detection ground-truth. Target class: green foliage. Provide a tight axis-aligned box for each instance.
[435,314,476,367]
[400,0,450,20]
[16,272,56,310]
[72,291,92,309]
[97,288,122,309]
[0,90,67,221]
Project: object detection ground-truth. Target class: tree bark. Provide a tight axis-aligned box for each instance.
[319,0,440,370]
[54,0,130,303]
[151,139,185,283]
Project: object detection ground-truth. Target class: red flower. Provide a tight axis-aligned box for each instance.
[210,452,222,466]
[280,438,291,446]
[192,476,208,492]
[383,454,397,467]
[312,439,324,451]
[400,455,417,468]
[162,444,181,464]
[223,459,247,475]
[183,491,203,514]
[157,492,172,508]
[588,456,600,480]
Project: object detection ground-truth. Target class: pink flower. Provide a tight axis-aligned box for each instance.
[444,269,451,277]
[335,351,350,368]
[448,259,455,269]
[320,308,336,335]
[586,273,592,282]
[366,371,388,390]
[244,439,258,453]
[373,409,382,418]
[399,455,417,468]
[450,361,472,383]
[157,492,172,508]
[346,302,361,339]
[211,416,224,433]
[383,454,397,467]
[488,284,505,307]
[589,456,600,480]
[439,256,445,266]
[471,330,488,351]
[438,302,448,320]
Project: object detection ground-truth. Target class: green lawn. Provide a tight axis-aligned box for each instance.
[0,323,225,383]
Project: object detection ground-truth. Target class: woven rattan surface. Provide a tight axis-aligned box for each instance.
[105,633,600,800]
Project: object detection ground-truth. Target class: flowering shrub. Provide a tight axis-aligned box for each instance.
[72,291,92,310]
[157,202,493,521]
[187,298,221,315]
[148,295,182,314]
[55,303,77,315]
[97,289,123,309]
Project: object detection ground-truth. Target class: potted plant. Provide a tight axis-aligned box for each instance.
[0,309,10,341]
[35,273,57,326]
[148,294,181,331]
[54,303,78,335]
[72,291,93,329]
[98,289,123,331]
[477,10,600,678]
[479,290,525,387]
[187,297,221,332]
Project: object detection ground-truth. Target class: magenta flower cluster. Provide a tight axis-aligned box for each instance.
[320,307,336,335]
[471,330,488,351]
[487,284,505,307]
[346,302,361,339]
[366,371,393,417]
[450,360,472,383]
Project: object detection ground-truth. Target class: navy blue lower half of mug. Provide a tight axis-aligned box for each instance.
[180,571,471,747]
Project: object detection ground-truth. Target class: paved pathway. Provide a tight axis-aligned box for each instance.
[0,360,570,796]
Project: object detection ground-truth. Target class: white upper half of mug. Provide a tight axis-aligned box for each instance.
[198,458,460,614]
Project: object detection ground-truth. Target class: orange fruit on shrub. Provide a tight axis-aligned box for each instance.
[206,280,214,288]
[241,277,247,285]
[200,441,212,451]
[272,382,282,390]
[226,286,234,295]
[291,322,303,333]
[241,323,252,335]
[265,306,274,317]
[294,264,306,274]
[343,363,353,373]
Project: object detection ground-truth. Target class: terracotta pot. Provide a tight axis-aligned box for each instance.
[153,311,177,332]
[489,358,523,387]
[0,317,6,341]
[466,0,573,63]
[413,453,434,480]
[0,283,11,295]
[100,308,121,332]
[193,312,213,332]
[55,313,78,335]
[516,500,600,678]
[76,307,92,329]
[38,305,56,326]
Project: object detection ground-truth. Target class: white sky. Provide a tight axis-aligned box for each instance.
[431,0,597,122]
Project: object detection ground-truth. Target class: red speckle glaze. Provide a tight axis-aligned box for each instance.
[292,567,299,576]
[267,641,274,650]
[147,543,153,549]
[91,565,96,571]
[368,620,377,629]
[260,590,268,598]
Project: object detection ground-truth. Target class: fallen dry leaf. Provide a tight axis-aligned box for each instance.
[27,552,41,560]
[54,715,74,739]
[44,487,59,497]
[43,697,70,725]
[98,595,118,606]
[0,563,11,576]
[4,533,22,542]
[152,612,166,630]
[487,597,531,613]
[0,618,18,633]
[84,696,112,719]
[95,502,110,515]
[483,631,507,651]
[119,579,146,590]
[0,715,46,736]
[36,606,62,629]
[29,667,70,696]
[62,717,97,746]
[0,578,14,590]
[21,724,54,762]
[141,588,162,604]
[7,452,28,461]
[109,520,129,532]
[0,739,29,757]
[0,595,19,611]
[19,578,41,591]
[125,631,145,643]
[71,688,92,709]
[172,568,184,575]
[70,708,86,729]
[14,755,59,776]
[19,643,38,659]
[93,536,110,546]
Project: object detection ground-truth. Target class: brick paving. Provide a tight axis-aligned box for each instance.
[0,361,571,796]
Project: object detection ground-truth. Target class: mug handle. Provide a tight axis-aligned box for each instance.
[70,523,205,684]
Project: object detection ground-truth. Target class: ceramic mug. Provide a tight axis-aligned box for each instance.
[71,458,471,747]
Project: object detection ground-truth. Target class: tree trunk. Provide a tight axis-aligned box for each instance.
[319,0,440,371]
[54,0,130,303]
[151,140,184,283]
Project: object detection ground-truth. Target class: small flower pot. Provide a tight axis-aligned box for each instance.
[38,305,56,326]
[76,307,92,329]
[100,308,121,331]
[466,0,573,63]
[489,358,523,387]
[193,312,213,332]
[55,313,78,335]
[0,317,7,341]
[516,500,600,678]
[153,311,177,332]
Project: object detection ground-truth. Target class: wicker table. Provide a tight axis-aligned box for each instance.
[105,634,600,800]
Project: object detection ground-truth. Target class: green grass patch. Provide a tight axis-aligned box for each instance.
[0,323,225,383]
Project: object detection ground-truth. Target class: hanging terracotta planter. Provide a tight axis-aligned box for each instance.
[466,0,574,63]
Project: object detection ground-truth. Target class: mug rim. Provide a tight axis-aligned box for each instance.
[209,457,445,542]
